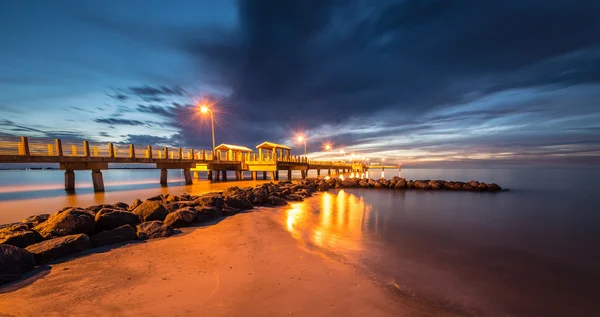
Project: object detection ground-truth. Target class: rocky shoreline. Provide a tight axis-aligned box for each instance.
[1,176,502,285]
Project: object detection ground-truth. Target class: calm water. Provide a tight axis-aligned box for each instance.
[1,168,599,315]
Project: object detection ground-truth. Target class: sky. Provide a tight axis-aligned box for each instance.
[1,0,599,167]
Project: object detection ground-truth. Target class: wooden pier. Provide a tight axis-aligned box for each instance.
[0,136,396,192]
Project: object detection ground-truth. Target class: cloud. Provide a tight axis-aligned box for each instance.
[93,118,146,126]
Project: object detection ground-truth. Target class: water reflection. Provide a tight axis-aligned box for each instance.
[283,190,374,255]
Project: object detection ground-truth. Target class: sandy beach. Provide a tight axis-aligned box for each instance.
[0,205,454,317]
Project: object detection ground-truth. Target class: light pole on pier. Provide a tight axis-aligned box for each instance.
[200,105,216,154]
[297,136,307,156]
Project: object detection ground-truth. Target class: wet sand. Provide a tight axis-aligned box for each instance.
[0,207,453,317]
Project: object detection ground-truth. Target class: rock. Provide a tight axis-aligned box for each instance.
[223,186,243,197]
[164,201,194,213]
[222,206,239,216]
[463,184,474,190]
[379,179,390,187]
[450,182,463,190]
[394,178,407,189]
[406,181,415,189]
[429,181,441,190]
[90,225,136,247]
[468,181,480,188]
[128,199,143,211]
[26,234,91,264]
[251,188,269,205]
[478,183,488,191]
[0,224,39,248]
[21,214,50,226]
[341,179,358,188]
[414,180,430,190]
[86,204,113,214]
[164,194,180,203]
[373,182,384,188]
[135,221,174,240]
[95,208,141,232]
[164,207,197,228]
[146,194,164,201]
[486,183,502,192]
[269,196,288,206]
[194,207,220,222]
[286,194,303,201]
[33,208,95,239]
[317,182,329,191]
[112,202,129,210]
[224,196,253,210]
[132,201,168,222]
[194,194,224,211]
[358,180,370,188]
[0,245,35,285]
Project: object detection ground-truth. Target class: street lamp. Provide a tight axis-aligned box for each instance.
[297,136,307,156]
[200,105,216,154]
[324,144,332,161]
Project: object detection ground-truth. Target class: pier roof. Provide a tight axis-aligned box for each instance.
[256,142,292,151]
[214,143,252,152]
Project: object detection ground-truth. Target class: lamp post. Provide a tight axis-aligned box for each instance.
[297,136,307,156]
[200,105,216,154]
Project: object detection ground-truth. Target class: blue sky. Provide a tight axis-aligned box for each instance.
[1,0,599,167]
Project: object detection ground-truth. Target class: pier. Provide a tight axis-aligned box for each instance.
[0,136,398,192]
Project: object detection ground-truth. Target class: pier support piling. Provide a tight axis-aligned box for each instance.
[252,171,257,180]
[64,170,75,191]
[269,171,276,180]
[275,171,279,180]
[160,169,168,186]
[317,169,320,176]
[215,170,220,181]
[92,170,105,192]
[262,171,267,180]
[183,168,192,185]
[207,170,213,181]
[288,170,292,180]
[221,170,227,181]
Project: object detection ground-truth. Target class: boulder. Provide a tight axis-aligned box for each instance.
[414,180,430,190]
[90,225,136,247]
[358,180,370,188]
[394,178,407,189]
[224,196,253,210]
[0,245,35,285]
[269,196,288,206]
[317,182,329,191]
[86,204,113,214]
[468,181,480,188]
[486,183,502,192]
[165,201,193,213]
[135,221,173,240]
[194,194,224,211]
[223,186,243,197]
[429,181,441,190]
[21,214,50,226]
[146,194,164,201]
[406,181,415,189]
[286,194,304,201]
[0,224,39,248]
[112,202,129,210]
[164,207,197,228]
[26,234,92,264]
[128,199,143,211]
[164,194,180,204]
[373,182,384,188]
[132,201,168,222]
[222,206,239,216]
[33,208,95,239]
[95,208,141,232]
[251,188,269,205]
[194,207,220,222]
[478,183,488,191]
[341,179,358,188]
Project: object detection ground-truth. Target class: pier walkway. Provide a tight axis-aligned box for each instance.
[0,136,397,192]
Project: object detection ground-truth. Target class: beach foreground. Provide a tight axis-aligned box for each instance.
[0,206,457,317]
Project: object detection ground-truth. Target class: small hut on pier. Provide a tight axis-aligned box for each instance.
[255,142,292,161]
[214,144,252,161]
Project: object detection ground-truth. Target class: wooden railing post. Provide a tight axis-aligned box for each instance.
[83,140,90,157]
[108,143,115,158]
[20,136,30,156]
[147,146,152,159]
[190,149,194,160]
[200,150,205,160]
[178,148,182,160]
[163,146,168,159]
[130,144,135,159]
[55,139,63,157]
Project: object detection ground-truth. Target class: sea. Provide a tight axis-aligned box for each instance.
[1,167,599,316]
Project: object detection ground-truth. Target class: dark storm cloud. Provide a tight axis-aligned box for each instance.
[128,85,188,102]
[182,0,600,126]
